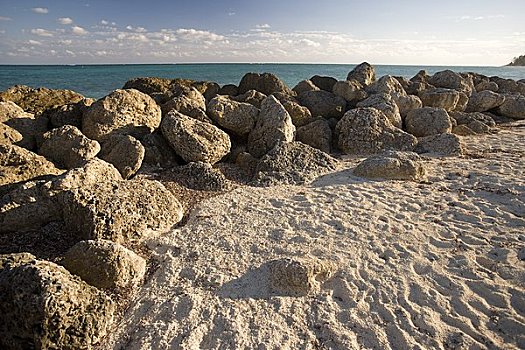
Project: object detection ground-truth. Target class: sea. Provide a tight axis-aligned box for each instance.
[1,64,524,99]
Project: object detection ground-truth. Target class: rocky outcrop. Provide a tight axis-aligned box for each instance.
[297,90,346,118]
[98,134,145,179]
[161,110,231,164]
[495,94,525,119]
[296,119,332,153]
[207,96,259,135]
[238,72,292,96]
[0,101,48,150]
[64,240,146,291]
[356,93,402,128]
[231,90,267,109]
[354,151,426,181]
[39,125,100,169]
[0,85,84,114]
[405,107,453,137]
[335,108,417,155]
[292,80,320,95]
[346,62,376,86]
[332,80,368,105]
[415,133,463,156]
[82,89,161,141]
[252,141,338,186]
[465,91,506,112]
[0,253,115,350]
[247,96,295,158]
[310,75,338,92]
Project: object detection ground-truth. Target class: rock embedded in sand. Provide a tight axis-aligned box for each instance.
[465,90,506,113]
[354,151,426,181]
[0,253,115,350]
[161,110,231,164]
[297,90,347,118]
[82,88,161,142]
[238,72,292,96]
[98,134,145,179]
[64,239,146,291]
[356,93,402,128]
[416,132,463,156]
[252,141,338,186]
[449,111,496,127]
[167,161,229,191]
[405,107,453,137]
[346,62,376,86]
[335,107,417,155]
[207,95,259,135]
[38,125,101,169]
[0,85,84,115]
[296,118,332,153]
[495,93,525,119]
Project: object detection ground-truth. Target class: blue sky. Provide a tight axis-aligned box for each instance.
[0,0,523,65]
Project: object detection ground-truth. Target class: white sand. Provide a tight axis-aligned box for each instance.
[106,122,525,350]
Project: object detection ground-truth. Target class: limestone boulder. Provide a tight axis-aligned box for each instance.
[298,90,346,118]
[410,70,430,83]
[335,107,417,155]
[0,101,48,150]
[419,88,460,111]
[475,80,499,93]
[0,123,23,145]
[218,84,239,96]
[98,134,145,179]
[161,95,210,123]
[252,141,338,186]
[449,111,496,127]
[231,89,267,108]
[415,133,463,156]
[467,120,491,134]
[495,94,525,119]
[365,75,406,96]
[39,125,100,169]
[310,75,338,92]
[64,240,146,291]
[207,96,259,135]
[393,94,423,117]
[238,72,292,96]
[405,107,453,137]
[0,253,115,350]
[292,80,320,95]
[161,110,231,164]
[354,151,426,181]
[140,132,178,170]
[0,85,84,114]
[296,119,332,153]
[490,77,525,94]
[122,77,174,95]
[428,70,473,95]
[166,161,229,191]
[82,89,161,141]
[356,93,402,128]
[452,124,477,136]
[247,96,295,158]
[465,90,505,112]
[332,80,368,105]
[42,98,95,129]
[346,62,376,86]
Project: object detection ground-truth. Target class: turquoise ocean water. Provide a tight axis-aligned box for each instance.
[1,64,524,99]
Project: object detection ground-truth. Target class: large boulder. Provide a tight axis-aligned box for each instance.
[0,85,84,114]
[82,89,161,142]
[207,95,259,135]
[247,96,295,158]
[365,75,406,96]
[0,253,115,350]
[297,90,346,118]
[296,119,332,153]
[419,88,460,111]
[140,132,178,169]
[310,75,338,92]
[354,151,426,181]
[0,101,48,150]
[292,80,320,95]
[161,111,231,164]
[495,94,525,119]
[272,93,314,127]
[238,72,292,96]
[405,107,453,137]
[490,77,525,94]
[415,133,463,156]
[428,70,473,95]
[231,89,267,109]
[61,179,183,243]
[393,94,423,117]
[64,240,146,291]
[346,62,376,86]
[356,93,402,128]
[161,95,210,123]
[98,134,145,179]
[42,98,95,129]
[252,141,338,186]
[335,108,417,155]
[39,125,100,169]
[122,77,174,95]
[218,84,239,96]
[465,90,505,113]
[0,144,63,186]
[475,80,499,93]
[332,80,368,105]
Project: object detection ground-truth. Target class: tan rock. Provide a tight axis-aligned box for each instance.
[346,62,376,86]
[0,85,84,114]
[405,107,453,137]
[296,119,332,153]
[98,134,145,179]
[207,95,259,135]
[354,151,426,181]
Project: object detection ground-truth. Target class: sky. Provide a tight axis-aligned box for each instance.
[0,0,524,65]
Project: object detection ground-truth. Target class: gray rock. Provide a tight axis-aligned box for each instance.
[231,89,267,108]
[475,81,499,93]
[207,95,259,135]
[82,89,161,142]
[238,72,292,96]
[64,240,146,291]
[252,141,338,186]
[495,93,525,119]
[465,90,505,112]
[357,93,402,128]
[273,94,315,127]
[39,125,100,169]
[335,107,417,155]
[410,70,430,83]
[354,151,426,181]
[247,95,295,158]
[346,62,376,86]
[0,253,115,350]
[298,90,346,118]
[98,134,145,179]
[332,80,368,105]
[467,120,491,134]
[452,124,477,136]
[161,110,231,164]
[419,88,460,111]
[416,133,463,156]
[393,94,423,117]
[405,107,453,137]
[167,161,229,191]
[428,70,473,95]
[310,75,338,92]
[365,75,406,96]
[296,119,332,153]
[292,80,320,95]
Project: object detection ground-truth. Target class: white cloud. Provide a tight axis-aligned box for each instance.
[255,24,271,29]
[228,12,236,16]
[126,25,147,33]
[31,7,49,14]
[175,28,225,42]
[0,16,12,21]
[72,26,89,35]
[27,39,42,45]
[57,17,73,25]
[100,20,109,25]
[30,28,54,37]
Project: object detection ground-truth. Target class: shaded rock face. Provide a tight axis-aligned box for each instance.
[452,124,477,136]
[82,89,162,142]
[490,77,525,94]
[238,72,292,96]
[0,144,63,186]
[346,62,376,86]
[410,70,430,83]
[356,93,402,128]
[247,95,295,158]
[39,125,100,169]
[272,93,315,127]
[252,141,338,186]
[449,111,496,127]
[64,240,146,291]
[140,132,178,169]
[0,85,84,114]
[0,123,23,146]
[122,77,174,95]
[161,94,210,124]
[495,94,525,119]
[475,80,499,93]
[335,108,417,155]
[332,80,368,105]
[231,89,267,109]
[465,91,506,113]
[0,101,48,150]
[297,90,346,118]
[296,118,332,153]
[43,99,95,129]
[207,96,259,135]
[354,151,426,181]
[419,88,460,111]
[405,107,453,137]
[218,84,239,96]
[98,134,145,179]
[292,79,320,95]
[428,70,473,95]
[161,110,231,164]
[167,161,229,191]
[310,75,338,92]
[394,94,423,117]
[416,133,463,156]
[61,179,183,243]
[0,253,115,350]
